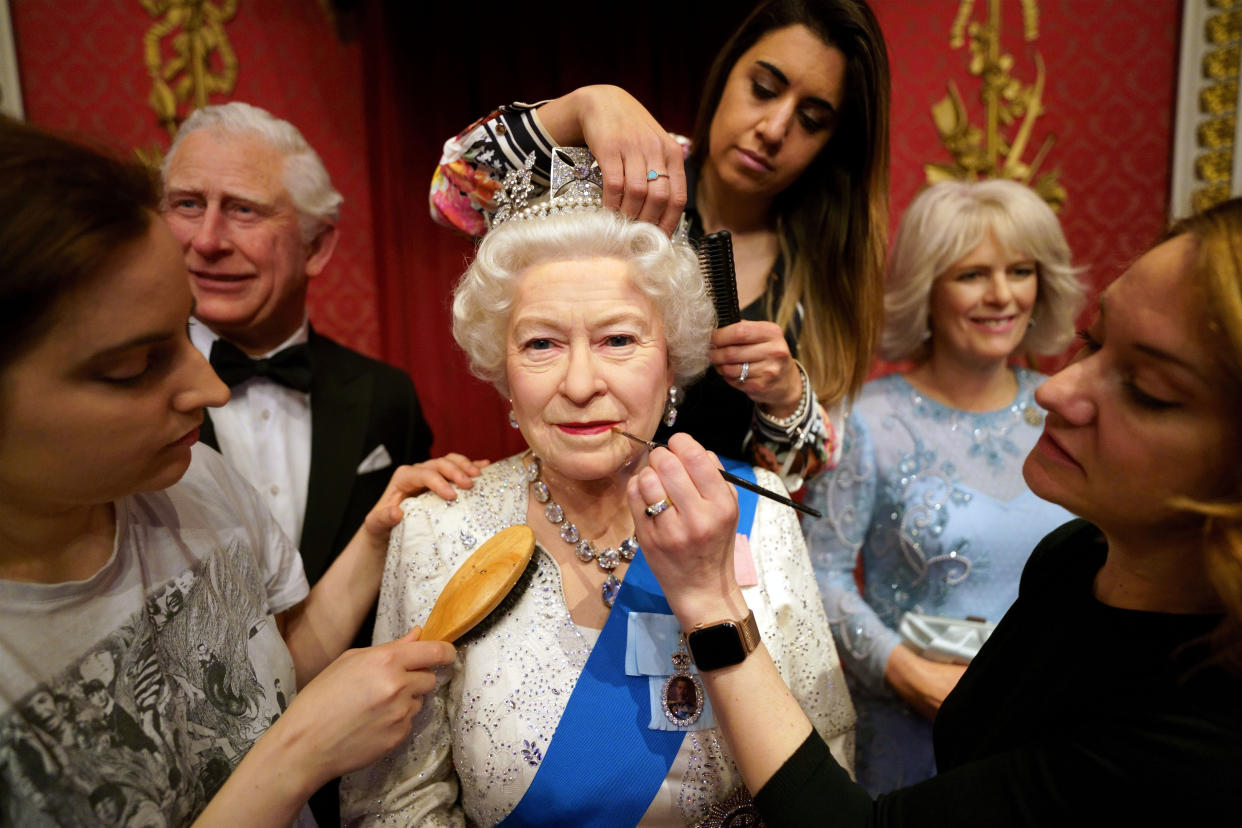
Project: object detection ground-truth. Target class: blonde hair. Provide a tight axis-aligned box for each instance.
[882,179,1085,362]
[452,209,714,397]
[1167,198,1242,674]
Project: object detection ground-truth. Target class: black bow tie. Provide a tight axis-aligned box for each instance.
[209,339,313,392]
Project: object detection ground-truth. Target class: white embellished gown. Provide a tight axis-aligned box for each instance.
[341,455,855,826]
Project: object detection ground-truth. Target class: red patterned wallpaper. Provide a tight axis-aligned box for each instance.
[10,0,380,357]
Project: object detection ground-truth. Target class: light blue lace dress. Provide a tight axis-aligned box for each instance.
[803,369,1073,794]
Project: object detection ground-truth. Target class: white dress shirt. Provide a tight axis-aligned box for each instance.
[190,318,312,546]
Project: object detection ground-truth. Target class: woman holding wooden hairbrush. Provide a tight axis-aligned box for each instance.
[341,203,855,826]
[431,0,890,490]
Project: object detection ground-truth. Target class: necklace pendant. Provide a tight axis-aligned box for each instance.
[601,574,621,607]
[1022,405,1043,426]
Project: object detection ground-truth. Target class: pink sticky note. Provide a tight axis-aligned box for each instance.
[733,534,758,587]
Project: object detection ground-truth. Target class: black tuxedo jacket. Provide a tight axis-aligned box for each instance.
[200,328,433,585]
[200,329,431,828]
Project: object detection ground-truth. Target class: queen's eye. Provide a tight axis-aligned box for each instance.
[524,338,553,351]
[604,335,635,347]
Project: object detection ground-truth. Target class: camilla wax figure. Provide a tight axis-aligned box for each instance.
[340,188,855,825]
[430,0,891,489]
[631,198,1242,824]
[803,179,1083,793]
[0,118,473,826]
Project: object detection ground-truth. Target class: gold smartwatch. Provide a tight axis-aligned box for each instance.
[686,609,761,672]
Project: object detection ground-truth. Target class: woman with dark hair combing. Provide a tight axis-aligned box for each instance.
[432,0,890,491]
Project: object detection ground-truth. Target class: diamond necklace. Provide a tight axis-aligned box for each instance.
[526,455,637,608]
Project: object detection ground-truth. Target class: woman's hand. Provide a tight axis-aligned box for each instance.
[711,321,802,418]
[279,626,455,781]
[363,454,489,541]
[194,627,455,827]
[624,433,745,627]
[883,643,968,720]
[537,85,686,235]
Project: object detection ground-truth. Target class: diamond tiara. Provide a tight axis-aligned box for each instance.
[488,146,604,229]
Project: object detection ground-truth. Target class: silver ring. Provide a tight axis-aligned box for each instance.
[738,362,750,383]
[646,169,669,181]
[644,498,671,517]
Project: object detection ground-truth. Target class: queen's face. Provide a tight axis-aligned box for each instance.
[506,257,673,484]
[0,218,229,514]
[1023,234,1236,542]
[928,229,1038,370]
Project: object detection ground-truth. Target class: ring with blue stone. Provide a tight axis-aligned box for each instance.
[647,169,669,181]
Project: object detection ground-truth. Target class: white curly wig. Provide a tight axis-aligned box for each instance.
[452,209,715,397]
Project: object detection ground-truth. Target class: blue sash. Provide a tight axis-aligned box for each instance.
[498,459,758,827]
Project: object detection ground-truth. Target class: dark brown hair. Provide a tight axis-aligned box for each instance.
[0,116,159,373]
[689,0,890,407]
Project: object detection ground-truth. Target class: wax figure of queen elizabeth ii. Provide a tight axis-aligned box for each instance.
[341,202,854,825]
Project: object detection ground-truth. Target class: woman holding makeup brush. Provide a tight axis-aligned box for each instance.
[630,197,1242,824]
[431,0,890,490]
[342,194,855,825]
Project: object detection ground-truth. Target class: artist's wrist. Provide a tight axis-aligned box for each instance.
[668,587,750,632]
[756,360,812,432]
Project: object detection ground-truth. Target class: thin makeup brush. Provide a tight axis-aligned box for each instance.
[613,428,822,518]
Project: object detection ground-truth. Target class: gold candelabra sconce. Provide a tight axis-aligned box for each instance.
[925,0,1066,211]
[142,0,239,140]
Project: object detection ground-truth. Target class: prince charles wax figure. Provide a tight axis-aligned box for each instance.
[160,101,432,823]
[160,102,432,642]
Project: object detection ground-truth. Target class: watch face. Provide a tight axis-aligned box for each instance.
[688,622,745,672]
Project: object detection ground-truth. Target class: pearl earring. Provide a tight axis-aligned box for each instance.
[663,387,679,428]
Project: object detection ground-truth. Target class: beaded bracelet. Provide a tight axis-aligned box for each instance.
[756,359,813,434]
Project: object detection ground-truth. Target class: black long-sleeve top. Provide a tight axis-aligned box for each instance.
[755,520,1242,825]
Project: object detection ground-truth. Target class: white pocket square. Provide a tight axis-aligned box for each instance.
[356,444,393,475]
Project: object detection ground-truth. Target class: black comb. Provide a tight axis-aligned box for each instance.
[697,230,742,327]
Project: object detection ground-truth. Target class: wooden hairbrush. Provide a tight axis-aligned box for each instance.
[421,525,537,643]
[697,230,742,327]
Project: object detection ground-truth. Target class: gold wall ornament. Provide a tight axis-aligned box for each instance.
[926,0,1066,212]
[1197,5,1242,209]
[142,0,239,138]
[0,0,23,119]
